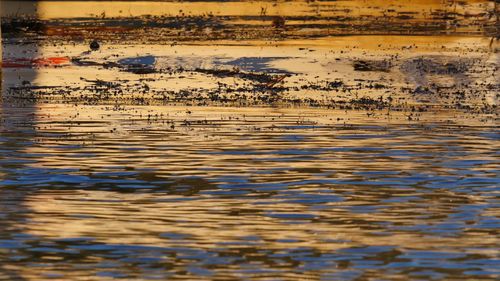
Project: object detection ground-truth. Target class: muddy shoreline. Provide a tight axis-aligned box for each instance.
[1,1,498,114]
[2,38,498,114]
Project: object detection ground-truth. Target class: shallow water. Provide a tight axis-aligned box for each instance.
[0,103,498,280]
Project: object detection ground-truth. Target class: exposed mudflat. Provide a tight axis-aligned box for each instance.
[2,37,499,112]
[1,0,499,111]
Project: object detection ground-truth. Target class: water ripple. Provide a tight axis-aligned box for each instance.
[0,104,498,280]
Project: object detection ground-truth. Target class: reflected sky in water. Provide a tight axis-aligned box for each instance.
[0,103,498,280]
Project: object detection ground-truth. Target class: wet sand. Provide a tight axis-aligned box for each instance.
[2,36,498,110]
[2,1,498,110]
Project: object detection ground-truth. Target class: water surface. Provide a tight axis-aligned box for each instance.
[1,103,498,280]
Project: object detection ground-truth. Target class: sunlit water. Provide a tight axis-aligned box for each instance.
[0,103,498,280]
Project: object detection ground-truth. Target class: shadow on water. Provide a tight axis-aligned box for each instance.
[1,1,38,279]
[0,102,34,281]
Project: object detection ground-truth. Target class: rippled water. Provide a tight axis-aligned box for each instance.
[0,103,498,280]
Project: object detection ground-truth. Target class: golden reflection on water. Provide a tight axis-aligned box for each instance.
[0,1,499,280]
[0,102,498,280]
